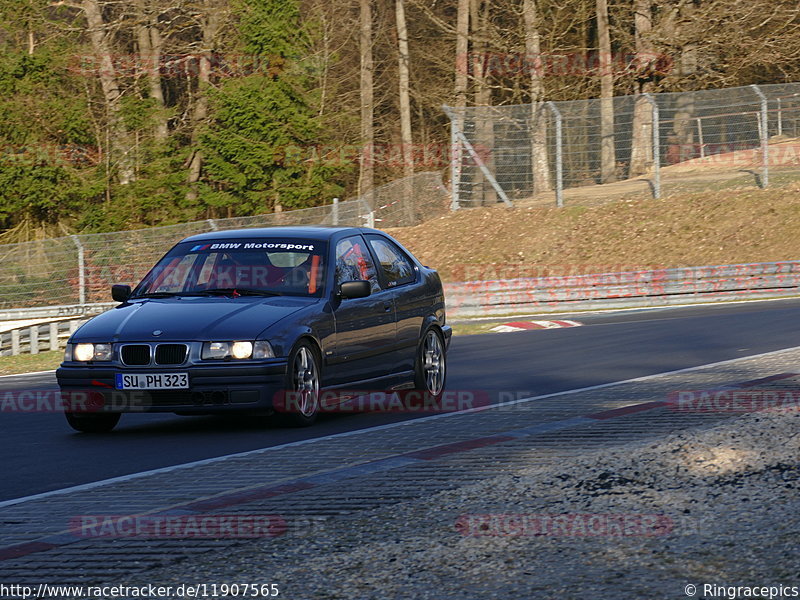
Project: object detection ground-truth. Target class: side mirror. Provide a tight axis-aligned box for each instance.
[339,280,371,299]
[111,284,132,302]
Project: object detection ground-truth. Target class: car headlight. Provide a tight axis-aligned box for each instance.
[231,341,253,359]
[202,341,274,360]
[71,343,113,362]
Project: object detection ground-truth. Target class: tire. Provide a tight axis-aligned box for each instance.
[64,411,121,433]
[413,327,447,397]
[275,341,321,427]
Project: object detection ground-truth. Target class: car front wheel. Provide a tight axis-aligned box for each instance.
[275,341,321,427]
[414,328,447,397]
[64,411,121,433]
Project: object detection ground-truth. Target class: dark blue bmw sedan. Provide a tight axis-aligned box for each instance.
[57,226,451,432]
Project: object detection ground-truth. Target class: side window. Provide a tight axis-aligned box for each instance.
[154,253,205,292]
[367,236,415,287]
[335,237,381,293]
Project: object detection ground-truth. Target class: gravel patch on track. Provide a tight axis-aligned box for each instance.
[121,408,799,599]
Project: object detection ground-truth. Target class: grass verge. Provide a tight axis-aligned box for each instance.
[0,351,62,375]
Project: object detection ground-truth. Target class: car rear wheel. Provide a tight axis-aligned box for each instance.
[414,328,446,397]
[64,411,121,433]
[275,341,321,427]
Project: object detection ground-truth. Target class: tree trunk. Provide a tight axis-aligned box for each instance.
[451,0,469,205]
[596,0,616,183]
[134,0,168,141]
[471,0,495,204]
[396,0,415,223]
[82,0,135,184]
[396,0,413,178]
[470,0,489,107]
[629,0,654,177]
[454,0,469,109]
[186,1,221,202]
[359,0,374,201]
[523,0,552,194]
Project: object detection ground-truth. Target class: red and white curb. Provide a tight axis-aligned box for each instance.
[490,320,583,332]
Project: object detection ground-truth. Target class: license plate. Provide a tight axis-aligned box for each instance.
[115,373,189,390]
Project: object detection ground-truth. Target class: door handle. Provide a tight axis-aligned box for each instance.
[383,301,392,312]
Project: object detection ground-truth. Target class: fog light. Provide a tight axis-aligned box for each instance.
[94,343,113,361]
[202,341,229,360]
[231,341,253,359]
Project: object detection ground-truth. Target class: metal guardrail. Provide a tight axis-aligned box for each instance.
[0,303,114,322]
[1,261,799,351]
[0,318,87,357]
[445,261,800,317]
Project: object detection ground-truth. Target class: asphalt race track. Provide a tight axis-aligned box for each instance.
[3,297,800,503]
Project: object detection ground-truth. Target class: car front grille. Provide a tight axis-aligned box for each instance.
[155,344,187,365]
[121,344,151,366]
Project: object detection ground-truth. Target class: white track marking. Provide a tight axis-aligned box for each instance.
[2,344,800,509]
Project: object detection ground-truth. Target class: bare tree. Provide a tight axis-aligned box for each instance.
[396,0,413,178]
[134,0,167,141]
[185,0,224,202]
[82,0,136,184]
[454,0,470,109]
[628,0,654,177]
[659,0,697,164]
[596,0,615,183]
[359,0,374,199]
[471,0,495,204]
[523,0,551,193]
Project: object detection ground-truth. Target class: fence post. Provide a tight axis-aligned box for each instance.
[69,235,86,307]
[207,219,218,231]
[444,105,512,207]
[545,101,563,208]
[11,329,20,356]
[49,322,59,351]
[750,84,769,188]
[696,118,705,158]
[445,105,462,210]
[332,197,339,226]
[29,326,39,355]
[643,93,660,199]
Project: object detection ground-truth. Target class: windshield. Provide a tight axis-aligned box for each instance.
[133,239,327,298]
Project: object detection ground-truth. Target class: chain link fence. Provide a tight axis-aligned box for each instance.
[0,172,449,311]
[446,82,800,208]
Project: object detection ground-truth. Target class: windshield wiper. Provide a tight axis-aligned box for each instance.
[192,288,283,297]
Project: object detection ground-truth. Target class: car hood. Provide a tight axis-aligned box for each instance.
[73,296,314,342]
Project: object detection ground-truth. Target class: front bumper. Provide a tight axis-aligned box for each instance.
[56,361,288,414]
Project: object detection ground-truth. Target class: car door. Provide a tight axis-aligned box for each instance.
[328,235,397,385]
[365,234,421,373]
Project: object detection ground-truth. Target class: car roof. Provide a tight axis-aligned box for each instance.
[180,226,381,243]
